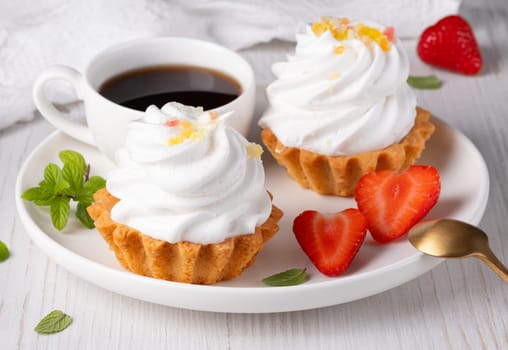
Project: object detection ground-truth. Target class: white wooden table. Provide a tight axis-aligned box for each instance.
[1,1,507,349]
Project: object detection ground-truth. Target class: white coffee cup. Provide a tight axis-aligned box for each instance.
[33,37,255,161]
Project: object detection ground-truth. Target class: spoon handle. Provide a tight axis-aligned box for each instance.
[475,247,508,283]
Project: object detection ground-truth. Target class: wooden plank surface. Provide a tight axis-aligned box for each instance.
[1,0,507,348]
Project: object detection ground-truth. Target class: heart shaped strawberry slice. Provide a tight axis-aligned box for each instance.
[417,15,482,75]
[293,209,367,276]
[355,165,441,243]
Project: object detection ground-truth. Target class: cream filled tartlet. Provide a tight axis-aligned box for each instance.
[88,102,282,284]
[259,17,435,196]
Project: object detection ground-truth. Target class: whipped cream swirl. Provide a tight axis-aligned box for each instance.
[107,102,272,244]
[259,18,417,156]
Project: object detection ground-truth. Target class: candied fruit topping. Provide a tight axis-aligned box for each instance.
[166,119,180,127]
[168,135,185,146]
[331,28,350,41]
[312,16,350,40]
[179,121,194,138]
[167,115,211,146]
[311,21,328,36]
[334,44,345,55]
[311,17,393,52]
[246,143,263,159]
[383,27,396,42]
[356,24,390,52]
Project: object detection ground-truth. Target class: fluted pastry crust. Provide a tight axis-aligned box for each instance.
[87,188,283,284]
[261,107,435,197]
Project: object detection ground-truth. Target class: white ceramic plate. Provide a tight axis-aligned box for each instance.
[15,118,489,313]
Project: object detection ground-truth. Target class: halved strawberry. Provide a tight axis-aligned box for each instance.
[355,165,441,243]
[292,209,367,276]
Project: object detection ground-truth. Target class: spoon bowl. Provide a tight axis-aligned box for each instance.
[408,219,508,283]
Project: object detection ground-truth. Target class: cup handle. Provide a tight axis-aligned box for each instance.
[33,65,95,146]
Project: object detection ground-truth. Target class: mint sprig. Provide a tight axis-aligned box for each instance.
[262,268,307,286]
[407,75,442,89]
[0,240,9,262]
[34,310,72,334]
[21,150,105,231]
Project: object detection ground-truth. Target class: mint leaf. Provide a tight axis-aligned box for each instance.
[34,310,72,334]
[75,175,105,228]
[76,202,95,229]
[59,150,87,174]
[53,177,70,194]
[0,240,9,262]
[407,75,442,89]
[21,187,53,206]
[77,176,106,203]
[21,150,104,231]
[83,176,106,193]
[50,197,70,231]
[21,187,46,201]
[262,268,307,286]
[43,163,60,186]
[62,163,83,193]
[38,180,54,194]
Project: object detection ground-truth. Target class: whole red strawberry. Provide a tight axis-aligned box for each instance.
[417,15,482,75]
[293,208,367,276]
[355,165,441,243]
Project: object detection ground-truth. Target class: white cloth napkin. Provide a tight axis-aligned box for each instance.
[0,0,461,130]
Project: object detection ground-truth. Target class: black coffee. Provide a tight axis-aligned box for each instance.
[98,65,241,111]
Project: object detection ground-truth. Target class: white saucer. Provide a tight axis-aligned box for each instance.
[15,118,489,313]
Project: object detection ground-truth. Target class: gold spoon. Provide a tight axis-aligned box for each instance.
[408,219,508,283]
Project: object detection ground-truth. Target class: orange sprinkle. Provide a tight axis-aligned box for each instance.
[181,129,194,139]
[168,135,184,146]
[312,16,350,39]
[311,21,328,36]
[167,120,204,146]
[331,28,349,41]
[334,44,345,55]
[383,27,396,42]
[357,24,390,52]
[166,120,180,127]
[311,17,394,53]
